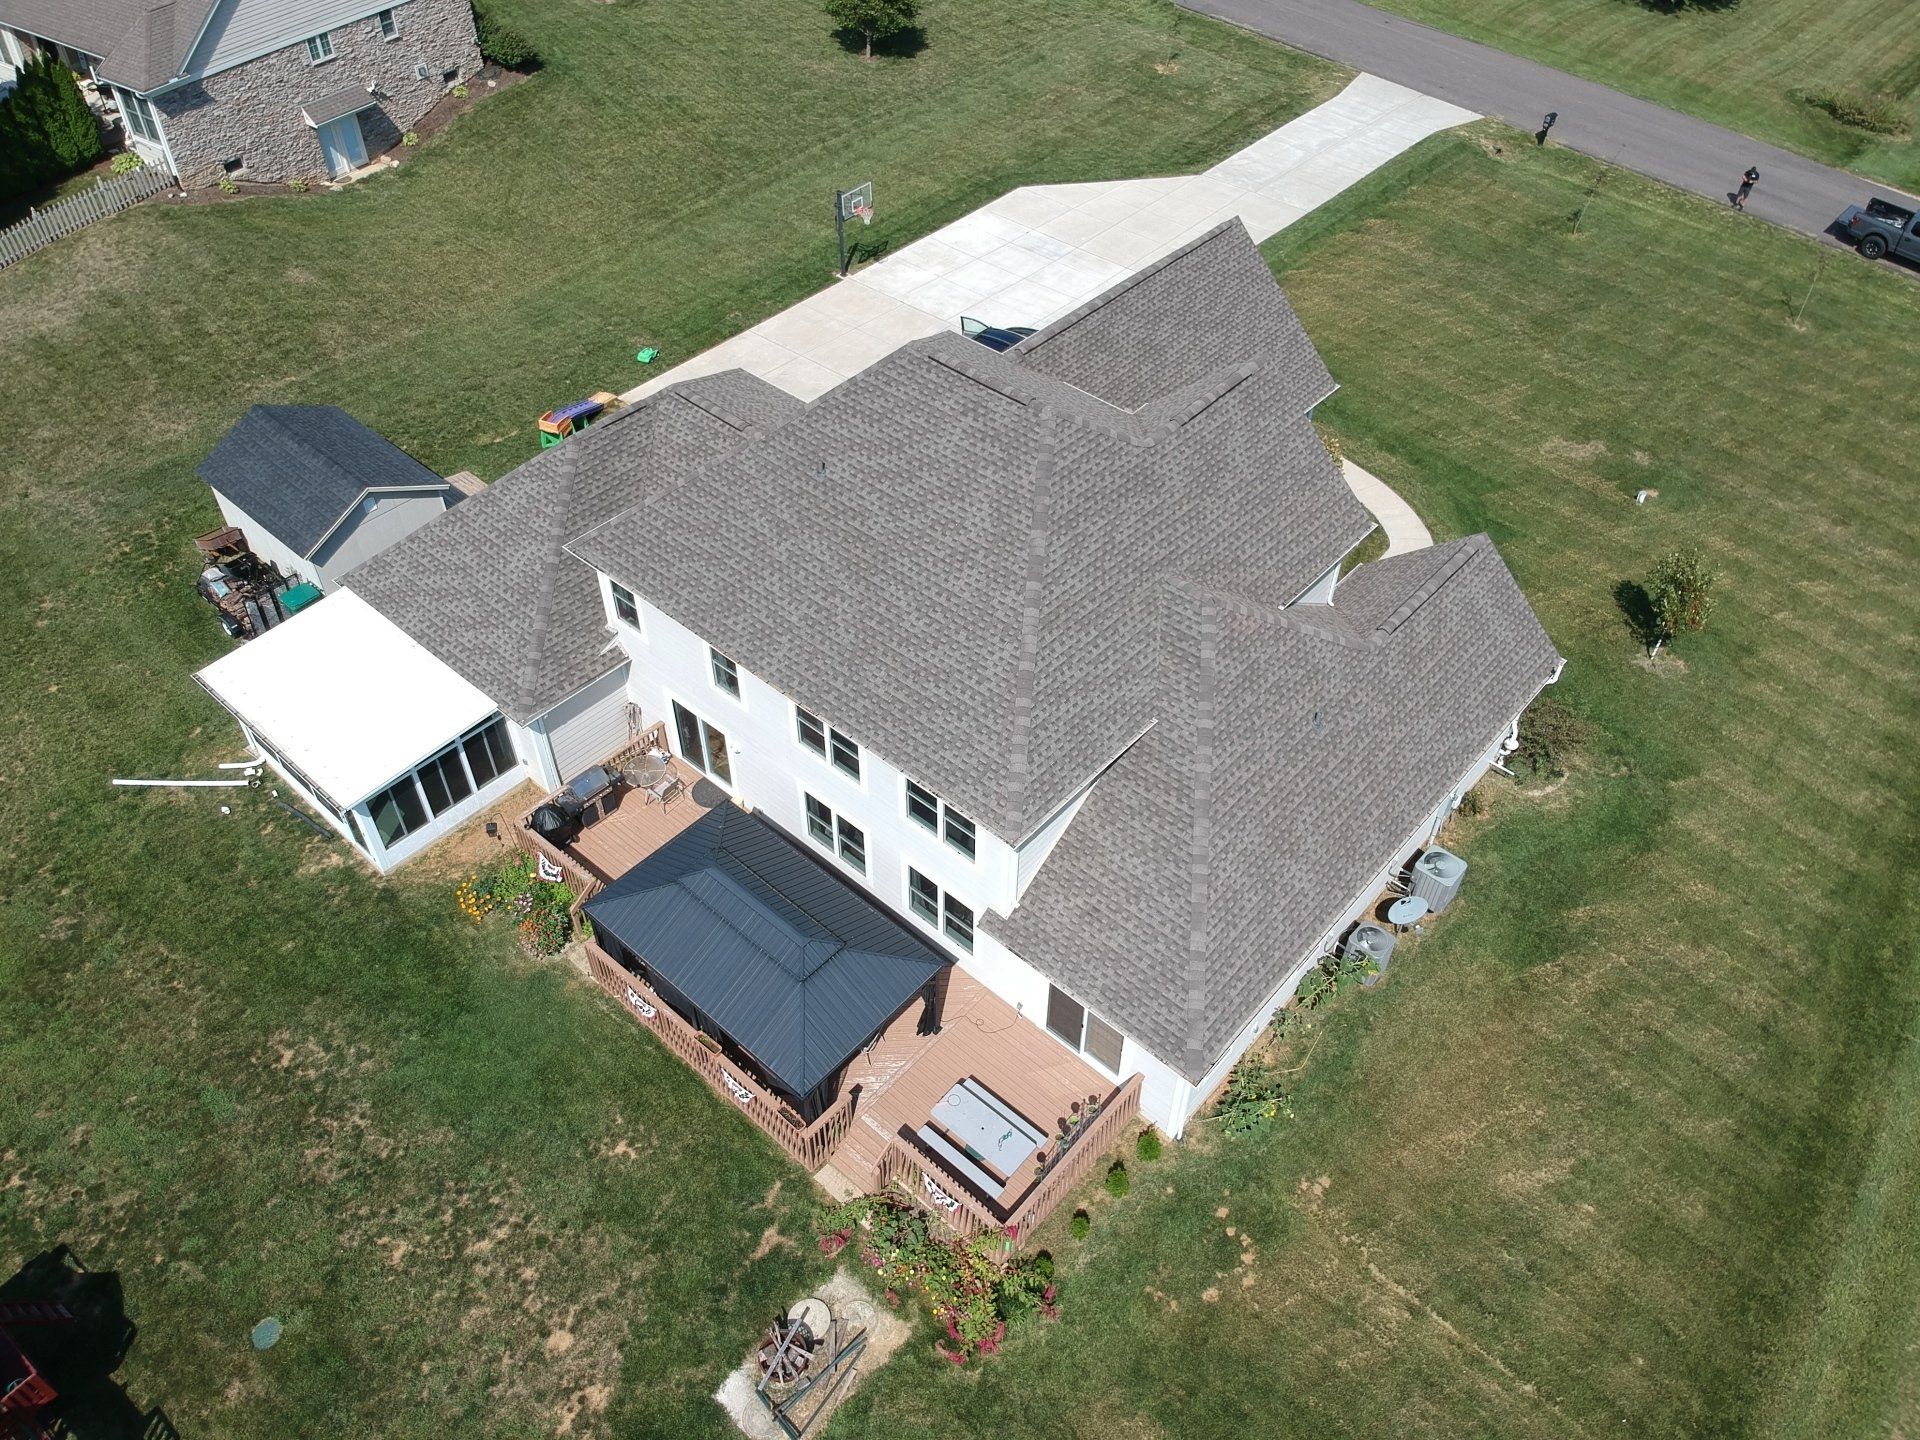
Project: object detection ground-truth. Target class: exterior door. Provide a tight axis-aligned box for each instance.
[671,701,732,786]
[316,114,367,176]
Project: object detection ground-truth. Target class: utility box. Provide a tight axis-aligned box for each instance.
[1411,847,1467,913]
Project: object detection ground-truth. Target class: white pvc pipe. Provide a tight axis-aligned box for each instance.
[216,753,264,770]
[111,777,254,788]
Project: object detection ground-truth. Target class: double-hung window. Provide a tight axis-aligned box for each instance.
[804,794,866,874]
[796,706,861,780]
[906,869,973,952]
[1044,985,1125,1071]
[610,581,640,627]
[377,7,399,39]
[711,648,740,698]
[305,30,334,62]
[905,779,976,861]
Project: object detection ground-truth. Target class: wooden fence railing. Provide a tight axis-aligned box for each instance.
[585,941,858,1171]
[0,162,177,269]
[879,1071,1143,1240]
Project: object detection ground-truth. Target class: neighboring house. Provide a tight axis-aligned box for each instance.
[199,404,464,591]
[196,221,1562,1141]
[0,0,478,185]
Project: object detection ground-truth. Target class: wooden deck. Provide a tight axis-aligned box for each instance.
[828,967,1111,1208]
[564,756,717,884]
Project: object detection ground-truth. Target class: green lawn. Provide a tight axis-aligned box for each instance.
[835,129,1920,1439]
[0,1,1341,1435]
[1359,0,1920,190]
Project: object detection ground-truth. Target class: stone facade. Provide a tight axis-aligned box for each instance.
[154,0,479,187]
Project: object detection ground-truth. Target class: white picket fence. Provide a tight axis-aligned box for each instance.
[0,162,177,270]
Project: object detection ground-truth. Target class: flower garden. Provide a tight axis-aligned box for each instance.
[455,852,580,957]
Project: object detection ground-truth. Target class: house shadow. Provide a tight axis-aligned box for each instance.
[831,25,928,59]
[1,1245,178,1439]
[1612,578,1659,650]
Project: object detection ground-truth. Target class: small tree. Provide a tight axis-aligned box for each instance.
[825,0,918,60]
[38,59,103,172]
[1646,543,1717,657]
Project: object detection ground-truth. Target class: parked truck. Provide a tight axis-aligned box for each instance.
[1838,196,1920,261]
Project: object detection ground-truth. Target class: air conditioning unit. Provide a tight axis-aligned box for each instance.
[1344,923,1395,986]
[1410,847,1467,913]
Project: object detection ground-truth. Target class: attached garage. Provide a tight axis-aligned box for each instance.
[538,665,632,783]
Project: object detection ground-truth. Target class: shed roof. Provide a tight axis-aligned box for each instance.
[198,405,446,558]
[194,589,498,810]
[583,807,948,1098]
[301,82,376,128]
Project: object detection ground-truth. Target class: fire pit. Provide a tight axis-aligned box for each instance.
[756,1317,815,1388]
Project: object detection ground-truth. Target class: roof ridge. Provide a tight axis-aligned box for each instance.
[1014,218,1247,357]
[1000,408,1061,830]
[1373,535,1489,638]
[512,444,582,718]
[1180,592,1221,1079]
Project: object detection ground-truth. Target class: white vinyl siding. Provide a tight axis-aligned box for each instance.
[187,0,412,81]
[538,666,631,782]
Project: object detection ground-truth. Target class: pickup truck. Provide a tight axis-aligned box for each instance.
[1839,196,1920,261]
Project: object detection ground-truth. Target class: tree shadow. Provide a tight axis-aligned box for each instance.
[830,26,929,59]
[1,1244,177,1439]
[1636,0,1741,11]
[1612,579,1659,650]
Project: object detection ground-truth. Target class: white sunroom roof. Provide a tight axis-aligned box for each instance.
[195,589,499,809]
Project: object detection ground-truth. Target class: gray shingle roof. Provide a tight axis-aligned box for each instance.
[988,535,1563,1082]
[301,82,376,128]
[583,805,948,1100]
[571,221,1371,843]
[345,372,801,725]
[198,404,446,557]
[0,0,220,91]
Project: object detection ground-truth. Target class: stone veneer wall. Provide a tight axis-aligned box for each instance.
[155,0,479,186]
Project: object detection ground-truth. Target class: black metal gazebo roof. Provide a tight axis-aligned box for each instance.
[582,806,948,1097]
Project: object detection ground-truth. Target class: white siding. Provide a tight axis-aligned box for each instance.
[185,0,404,80]
[605,578,1021,931]
[537,665,631,781]
[211,490,319,588]
[311,489,451,584]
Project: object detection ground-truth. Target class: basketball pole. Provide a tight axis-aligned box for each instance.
[834,189,849,277]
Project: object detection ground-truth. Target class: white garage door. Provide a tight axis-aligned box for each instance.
[543,666,632,782]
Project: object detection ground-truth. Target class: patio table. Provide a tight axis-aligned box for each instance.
[930,1079,1046,1179]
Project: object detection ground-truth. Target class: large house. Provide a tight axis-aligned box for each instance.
[196,221,1560,1149]
[0,0,478,185]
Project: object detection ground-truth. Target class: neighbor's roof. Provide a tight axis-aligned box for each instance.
[570,221,1370,844]
[198,405,446,559]
[989,535,1563,1082]
[195,589,497,809]
[583,806,948,1098]
[0,0,221,92]
[345,371,801,726]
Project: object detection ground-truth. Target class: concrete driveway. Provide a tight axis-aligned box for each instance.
[625,74,1473,405]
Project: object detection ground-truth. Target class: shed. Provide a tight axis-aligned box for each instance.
[197,405,462,592]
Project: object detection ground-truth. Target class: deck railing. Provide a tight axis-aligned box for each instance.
[584,941,857,1171]
[512,719,673,902]
[878,1071,1143,1239]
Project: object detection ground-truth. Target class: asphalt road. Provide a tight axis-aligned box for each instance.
[1179,0,1920,241]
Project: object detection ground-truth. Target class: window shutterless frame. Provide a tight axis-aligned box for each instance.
[907,868,940,926]
[377,7,398,38]
[796,706,826,756]
[610,581,640,628]
[710,648,740,698]
[305,31,334,62]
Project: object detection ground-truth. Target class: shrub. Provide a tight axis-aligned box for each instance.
[1069,1209,1090,1239]
[1513,692,1590,778]
[1215,1062,1290,1136]
[110,151,145,175]
[518,907,568,956]
[402,130,420,147]
[1800,88,1909,136]
[0,55,104,202]
[1457,786,1483,818]
[1647,543,1718,654]
[472,2,540,69]
[1104,1161,1130,1199]
[286,178,309,194]
[1136,1130,1162,1163]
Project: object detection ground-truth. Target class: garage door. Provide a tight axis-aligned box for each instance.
[543,666,632,782]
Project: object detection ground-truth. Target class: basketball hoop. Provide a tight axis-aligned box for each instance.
[852,203,873,227]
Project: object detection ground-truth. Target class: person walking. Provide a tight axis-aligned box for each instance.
[1734,166,1759,210]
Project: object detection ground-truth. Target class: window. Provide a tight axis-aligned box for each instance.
[672,700,732,785]
[610,581,640,627]
[462,715,514,788]
[904,778,975,861]
[1045,985,1123,1070]
[367,774,427,848]
[416,742,473,815]
[117,88,159,143]
[796,706,860,780]
[710,648,739,697]
[221,155,244,174]
[377,7,399,38]
[804,794,866,874]
[942,893,973,950]
[906,870,972,952]
[305,31,334,62]
[908,869,940,926]
[361,714,514,850]
[796,707,826,756]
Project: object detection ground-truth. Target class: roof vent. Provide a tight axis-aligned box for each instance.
[1410,847,1467,913]
[1310,708,1324,735]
